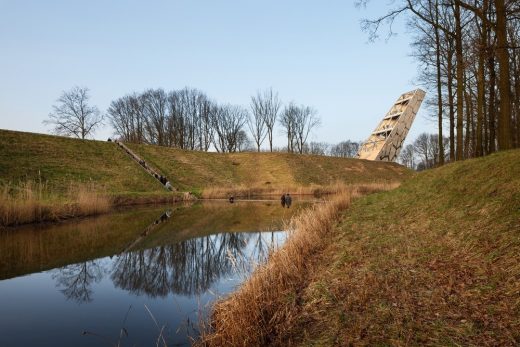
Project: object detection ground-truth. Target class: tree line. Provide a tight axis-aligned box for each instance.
[44,86,323,154]
[399,132,450,170]
[361,0,520,165]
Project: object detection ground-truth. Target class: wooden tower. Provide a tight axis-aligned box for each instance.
[357,89,426,162]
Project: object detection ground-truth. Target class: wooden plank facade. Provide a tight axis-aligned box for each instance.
[357,89,426,162]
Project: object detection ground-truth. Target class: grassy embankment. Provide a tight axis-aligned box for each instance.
[0,129,168,226]
[125,142,409,198]
[203,149,520,346]
[0,129,410,226]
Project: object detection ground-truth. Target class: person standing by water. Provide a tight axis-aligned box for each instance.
[285,193,292,208]
[280,193,286,208]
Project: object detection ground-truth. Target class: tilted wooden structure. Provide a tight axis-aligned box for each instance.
[357,89,426,162]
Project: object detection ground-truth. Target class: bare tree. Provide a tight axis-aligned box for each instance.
[293,105,320,154]
[212,104,248,153]
[249,93,268,152]
[142,89,169,146]
[44,86,103,139]
[413,133,431,168]
[109,88,215,151]
[399,143,416,169]
[305,142,330,155]
[236,130,254,152]
[279,103,320,154]
[107,93,145,143]
[330,140,360,158]
[251,88,281,152]
[279,103,298,153]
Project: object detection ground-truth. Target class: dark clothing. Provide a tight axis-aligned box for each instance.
[281,194,286,208]
[229,196,235,203]
[160,176,167,185]
[285,194,292,208]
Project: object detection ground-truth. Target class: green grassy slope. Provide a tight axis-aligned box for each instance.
[0,129,411,198]
[290,149,520,345]
[0,129,162,195]
[125,143,410,191]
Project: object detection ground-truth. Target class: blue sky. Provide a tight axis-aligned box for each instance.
[0,0,436,149]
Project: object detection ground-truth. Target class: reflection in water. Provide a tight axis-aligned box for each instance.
[119,210,173,254]
[0,201,306,281]
[112,233,252,298]
[52,261,104,304]
[52,230,277,302]
[45,206,286,303]
[0,200,308,347]
[50,210,176,304]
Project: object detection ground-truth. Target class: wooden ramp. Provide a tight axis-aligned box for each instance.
[119,210,172,254]
[357,89,426,162]
[113,140,174,191]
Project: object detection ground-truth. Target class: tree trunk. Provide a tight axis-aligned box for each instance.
[488,51,497,153]
[434,0,444,165]
[476,2,487,156]
[495,0,512,150]
[447,42,456,161]
[512,38,520,148]
[464,88,473,158]
[515,54,520,147]
[454,1,464,160]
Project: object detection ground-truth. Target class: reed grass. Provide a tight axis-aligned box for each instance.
[201,181,400,199]
[0,181,111,227]
[199,183,396,346]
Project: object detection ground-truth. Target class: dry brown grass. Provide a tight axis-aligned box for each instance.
[201,181,400,199]
[199,183,396,346]
[203,150,520,346]
[124,142,411,194]
[286,150,520,346]
[0,181,111,227]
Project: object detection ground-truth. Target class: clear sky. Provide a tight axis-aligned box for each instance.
[0,0,436,149]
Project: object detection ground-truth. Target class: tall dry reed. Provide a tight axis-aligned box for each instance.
[199,183,397,346]
[69,183,111,216]
[201,181,400,199]
[0,181,111,227]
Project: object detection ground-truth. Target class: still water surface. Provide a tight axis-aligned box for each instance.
[0,200,310,346]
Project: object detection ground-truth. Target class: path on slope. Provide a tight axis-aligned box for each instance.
[113,140,173,191]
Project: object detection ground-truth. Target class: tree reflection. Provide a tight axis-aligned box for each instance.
[52,261,104,304]
[111,232,253,297]
[49,207,284,302]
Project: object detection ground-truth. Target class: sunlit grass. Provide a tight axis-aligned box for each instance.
[124,142,411,193]
[199,183,396,346]
[0,181,111,226]
[201,149,520,346]
[201,181,400,199]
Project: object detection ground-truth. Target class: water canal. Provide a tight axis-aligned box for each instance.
[0,199,312,346]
